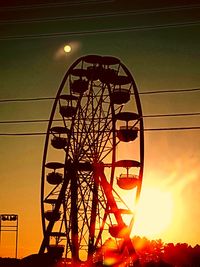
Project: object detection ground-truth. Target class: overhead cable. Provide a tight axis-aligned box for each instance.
[0,0,113,10]
[0,132,46,136]
[139,88,200,95]
[0,118,61,124]
[143,112,200,118]
[1,4,200,24]
[0,112,200,125]
[0,87,200,103]
[1,126,200,136]
[0,97,54,103]
[145,126,200,131]
[1,20,200,41]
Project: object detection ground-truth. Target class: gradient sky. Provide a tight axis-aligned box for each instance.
[0,0,200,258]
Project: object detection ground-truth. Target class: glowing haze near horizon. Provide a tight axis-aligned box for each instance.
[0,1,200,258]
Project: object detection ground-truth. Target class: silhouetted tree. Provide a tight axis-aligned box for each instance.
[132,237,200,267]
[1,238,200,267]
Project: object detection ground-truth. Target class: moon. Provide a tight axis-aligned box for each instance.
[64,45,72,53]
[55,42,81,60]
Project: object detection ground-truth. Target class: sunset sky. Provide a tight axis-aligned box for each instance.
[0,0,200,259]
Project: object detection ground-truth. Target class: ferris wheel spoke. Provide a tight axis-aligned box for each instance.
[77,184,92,228]
[72,110,96,160]
[95,111,113,159]
[44,183,61,201]
[78,123,101,159]
[76,86,108,158]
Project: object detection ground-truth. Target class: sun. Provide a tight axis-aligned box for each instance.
[132,187,173,239]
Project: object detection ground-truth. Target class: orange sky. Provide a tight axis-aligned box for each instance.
[1,0,200,259]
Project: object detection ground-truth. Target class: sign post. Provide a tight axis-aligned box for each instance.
[0,214,18,258]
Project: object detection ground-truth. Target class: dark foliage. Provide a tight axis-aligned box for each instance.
[132,236,200,267]
[1,237,200,267]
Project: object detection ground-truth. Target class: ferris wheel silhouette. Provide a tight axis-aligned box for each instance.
[39,55,144,266]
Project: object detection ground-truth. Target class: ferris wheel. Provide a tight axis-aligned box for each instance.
[39,55,144,266]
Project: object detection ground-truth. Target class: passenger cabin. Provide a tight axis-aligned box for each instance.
[86,65,101,81]
[70,78,89,94]
[47,172,63,185]
[117,126,138,142]
[83,55,102,81]
[110,75,131,104]
[48,245,65,257]
[69,67,89,94]
[109,224,129,238]
[77,162,93,171]
[99,56,120,84]
[44,210,61,221]
[59,94,78,118]
[115,112,140,142]
[115,160,140,190]
[99,68,117,84]
[50,126,69,149]
[117,174,138,190]
[45,162,64,185]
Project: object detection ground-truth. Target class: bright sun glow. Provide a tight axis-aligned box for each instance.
[132,187,173,239]
[64,45,72,53]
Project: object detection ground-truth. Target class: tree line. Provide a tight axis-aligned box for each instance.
[132,236,200,267]
[0,236,200,266]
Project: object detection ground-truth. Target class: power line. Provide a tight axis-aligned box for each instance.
[145,126,200,132]
[0,0,113,10]
[1,2,199,12]
[0,97,54,103]
[0,127,196,136]
[0,112,200,125]
[1,126,200,136]
[0,118,60,124]
[143,112,200,118]
[1,4,200,25]
[1,20,200,41]
[139,88,200,95]
[1,87,200,103]
[0,132,46,136]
